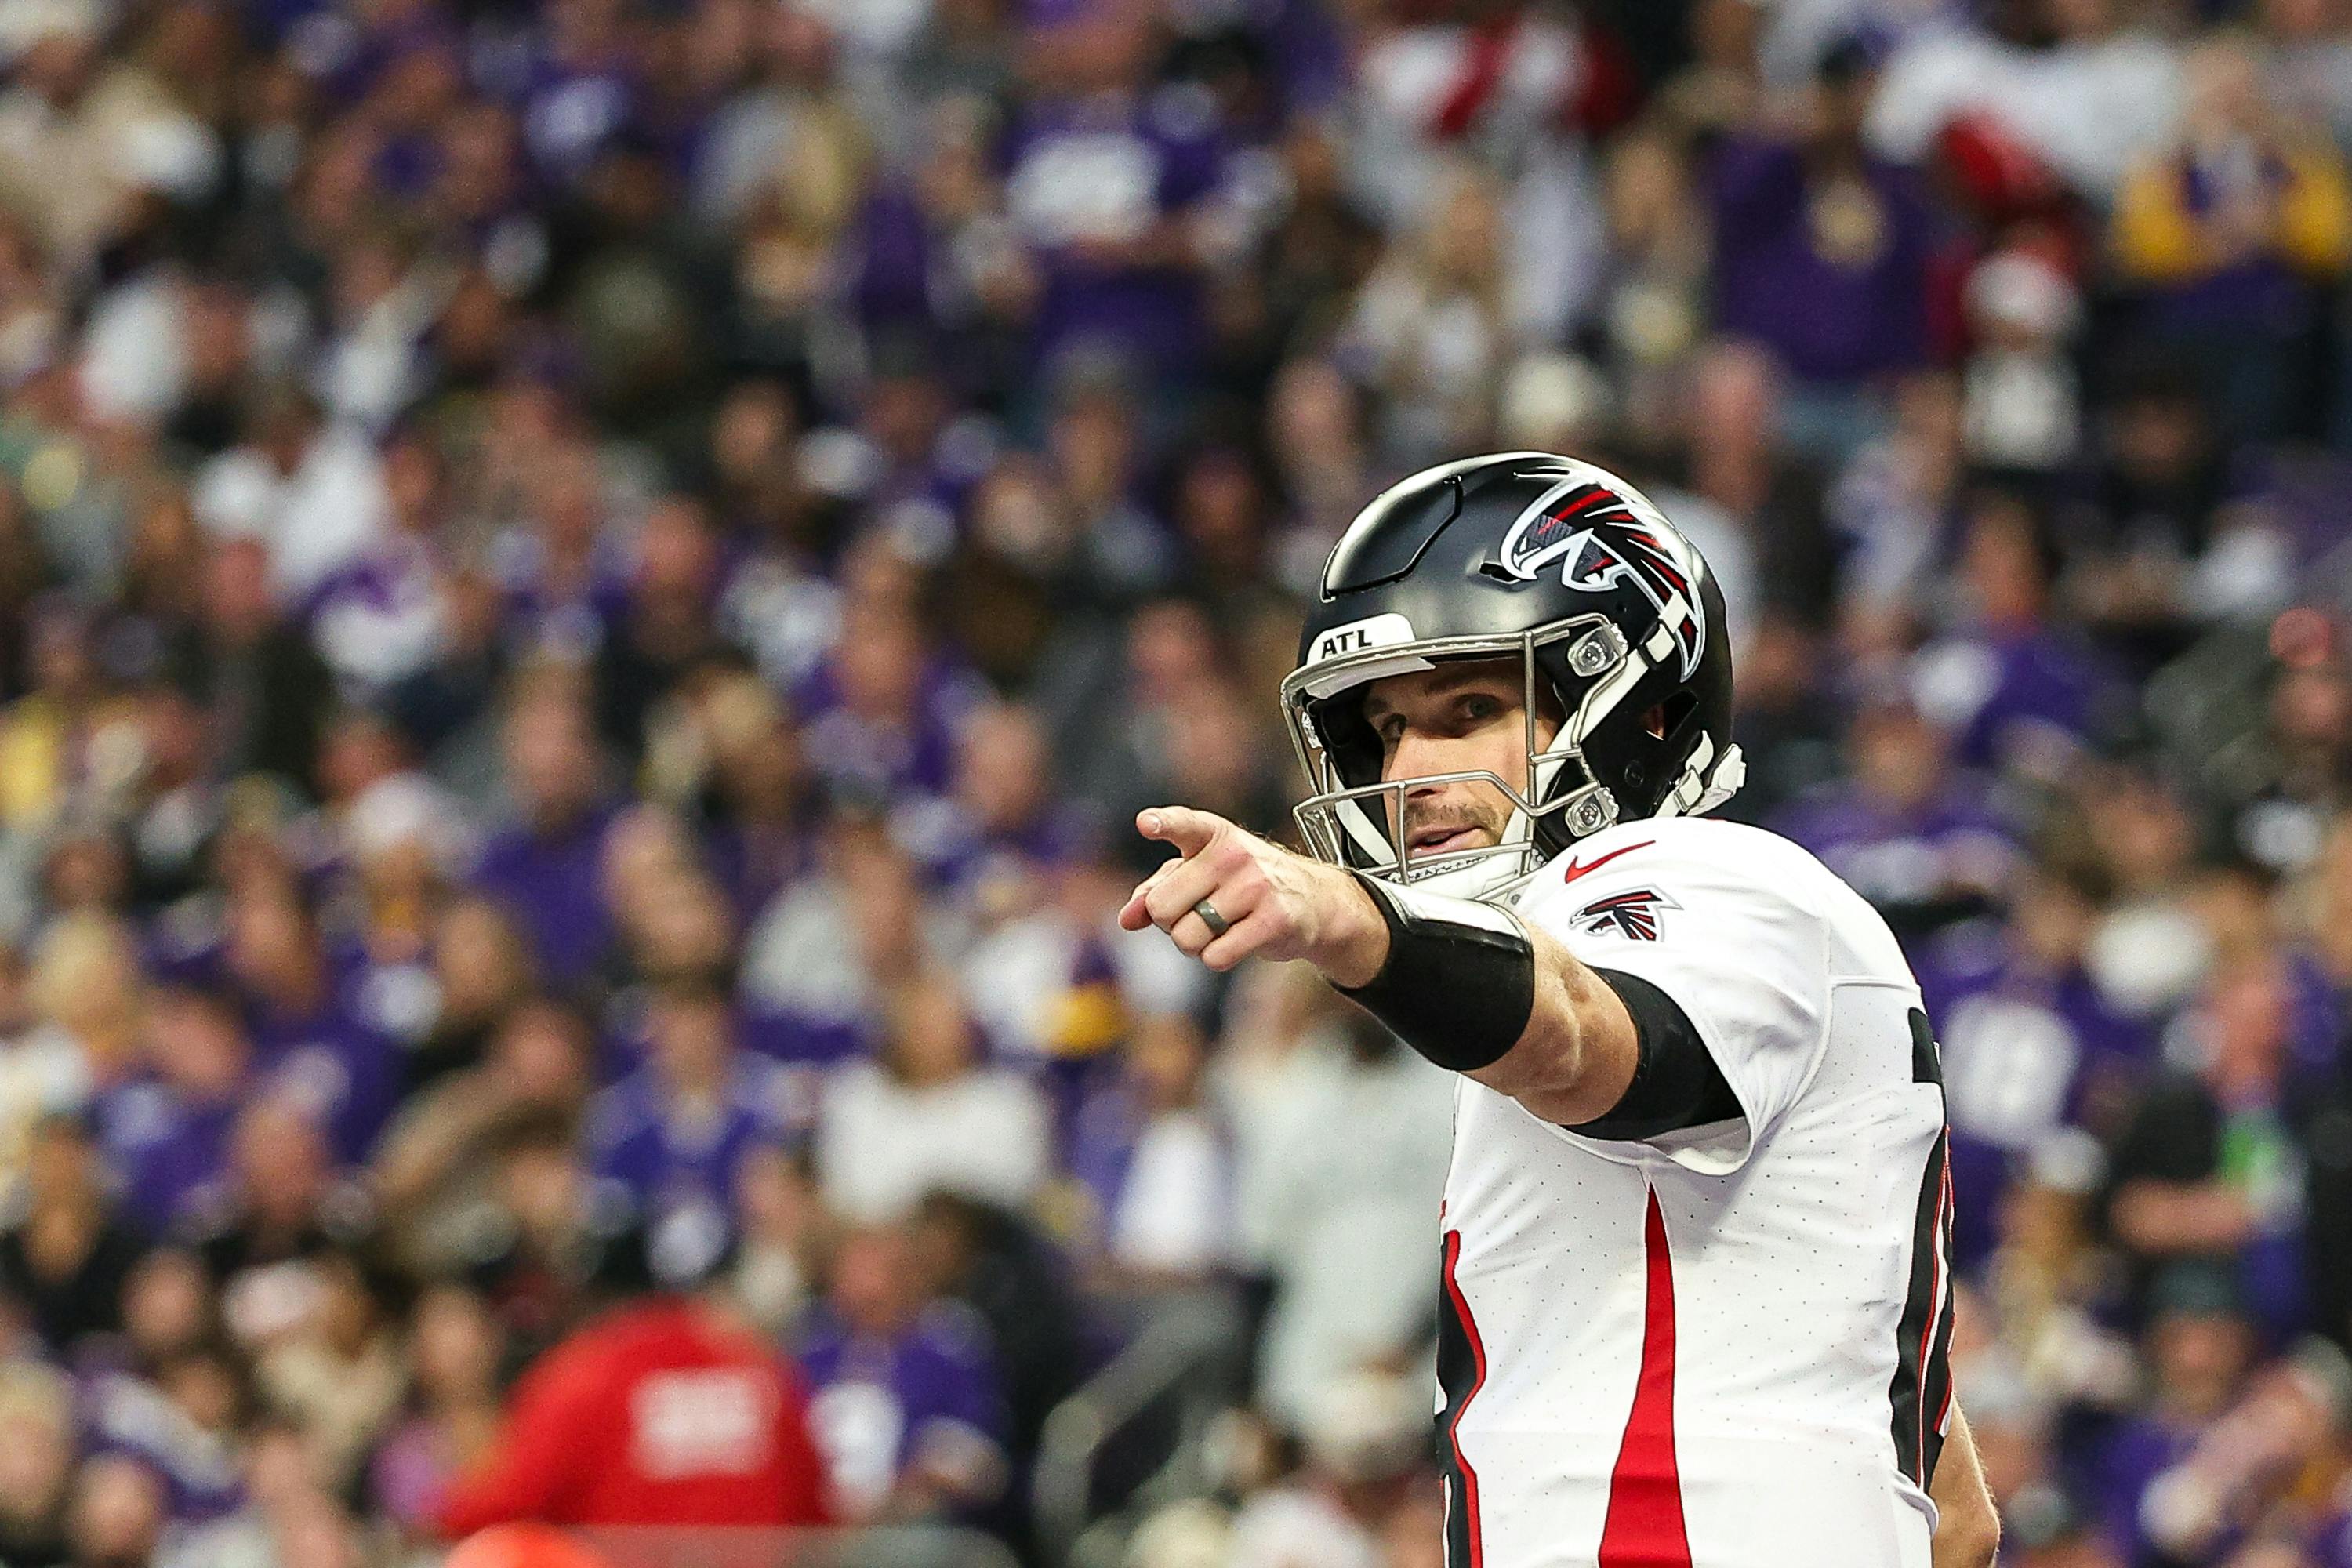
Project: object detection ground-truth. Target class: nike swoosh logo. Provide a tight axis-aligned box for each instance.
[1559,840,1653,884]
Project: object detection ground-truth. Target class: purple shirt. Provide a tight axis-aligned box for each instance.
[1915,627,2123,776]
[915,803,1100,900]
[585,1059,801,1229]
[2311,1503,2352,1568]
[1771,781,2020,939]
[95,1080,240,1236]
[485,525,631,665]
[850,186,939,337]
[497,42,641,187]
[703,818,818,924]
[83,1369,245,1523]
[792,658,984,807]
[1915,920,2158,1269]
[1066,1074,1153,1238]
[797,1302,1005,1514]
[738,1007,867,1073]
[245,996,400,1167]
[1002,89,1229,376]
[142,897,228,990]
[303,532,450,694]
[471,804,619,988]
[2094,1413,2206,1568]
[2142,150,2332,333]
[1710,137,1933,385]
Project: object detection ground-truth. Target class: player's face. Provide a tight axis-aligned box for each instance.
[1359,661,1560,860]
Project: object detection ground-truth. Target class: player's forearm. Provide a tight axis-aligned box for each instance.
[1116,809,1631,1118]
[1329,878,1637,1120]
[1467,935,1639,1125]
[1929,1403,2000,1568]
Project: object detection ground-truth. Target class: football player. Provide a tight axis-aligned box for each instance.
[1124,455,1999,1567]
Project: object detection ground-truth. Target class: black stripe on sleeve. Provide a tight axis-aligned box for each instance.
[1563,967,1743,1142]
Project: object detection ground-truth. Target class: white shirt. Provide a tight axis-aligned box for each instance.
[1110,1109,1233,1276]
[192,429,390,601]
[77,269,187,426]
[1434,815,1951,1568]
[1228,1484,1383,1568]
[1225,1033,1454,1431]
[817,1062,1050,1224]
[1866,24,2181,198]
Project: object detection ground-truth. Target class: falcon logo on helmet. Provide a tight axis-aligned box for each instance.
[1498,481,1708,678]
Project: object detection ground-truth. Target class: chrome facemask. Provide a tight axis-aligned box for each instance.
[1280,617,1642,902]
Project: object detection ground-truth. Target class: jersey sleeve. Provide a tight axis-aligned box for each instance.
[1515,826,1831,1174]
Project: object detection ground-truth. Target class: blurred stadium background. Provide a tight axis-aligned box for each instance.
[8,0,2352,1564]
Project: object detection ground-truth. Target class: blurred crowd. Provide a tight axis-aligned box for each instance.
[16,0,2352,1565]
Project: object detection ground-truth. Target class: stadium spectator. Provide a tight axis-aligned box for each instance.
[0,1112,146,1354]
[1068,1011,1233,1284]
[473,675,619,990]
[1773,690,2020,943]
[0,1358,75,1567]
[2106,956,2312,1341]
[434,1261,831,1535]
[2111,36,2352,443]
[97,987,248,1238]
[585,976,797,1261]
[223,877,401,1164]
[816,970,1049,1225]
[372,1283,507,1542]
[799,1219,1006,1526]
[1223,965,1450,1432]
[1710,34,1933,457]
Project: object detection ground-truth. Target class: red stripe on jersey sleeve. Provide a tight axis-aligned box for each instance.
[1598,1188,1693,1568]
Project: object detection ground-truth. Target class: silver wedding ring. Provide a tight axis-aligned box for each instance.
[1191,899,1231,938]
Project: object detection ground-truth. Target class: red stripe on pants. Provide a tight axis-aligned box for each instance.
[1598,1188,1692,1567]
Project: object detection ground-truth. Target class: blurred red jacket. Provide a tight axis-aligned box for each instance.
[438,1296,832,1536]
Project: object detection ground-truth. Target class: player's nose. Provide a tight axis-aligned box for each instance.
[1389,731,1457,788]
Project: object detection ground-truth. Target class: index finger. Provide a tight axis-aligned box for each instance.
[1137,805,1225,858]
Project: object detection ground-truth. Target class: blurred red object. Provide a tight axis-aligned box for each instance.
[447,1523,615,1568]
[1934,111,2067,226]
[437,1297,832,1537]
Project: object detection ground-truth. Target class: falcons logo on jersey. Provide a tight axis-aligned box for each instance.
[1497,477,1708,677]
[1571,887,1679,941]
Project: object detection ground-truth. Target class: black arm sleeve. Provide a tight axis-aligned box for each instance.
[1562,967,1743,1141]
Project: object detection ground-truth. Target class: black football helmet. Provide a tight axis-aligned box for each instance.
[1283,452,1743,898]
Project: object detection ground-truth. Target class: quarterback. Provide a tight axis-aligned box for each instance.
[1123,455,2000,1567]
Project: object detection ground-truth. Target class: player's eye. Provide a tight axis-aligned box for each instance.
[1371,714,1404,751]
[1461,694,1504,724]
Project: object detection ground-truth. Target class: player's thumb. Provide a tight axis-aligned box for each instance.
[1137,805,1222,858]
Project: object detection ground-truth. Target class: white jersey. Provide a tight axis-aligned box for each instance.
[1436,815,1953,1568]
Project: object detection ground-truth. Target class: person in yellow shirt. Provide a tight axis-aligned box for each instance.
[2111,36,2352,440]
[0,598,150,837]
